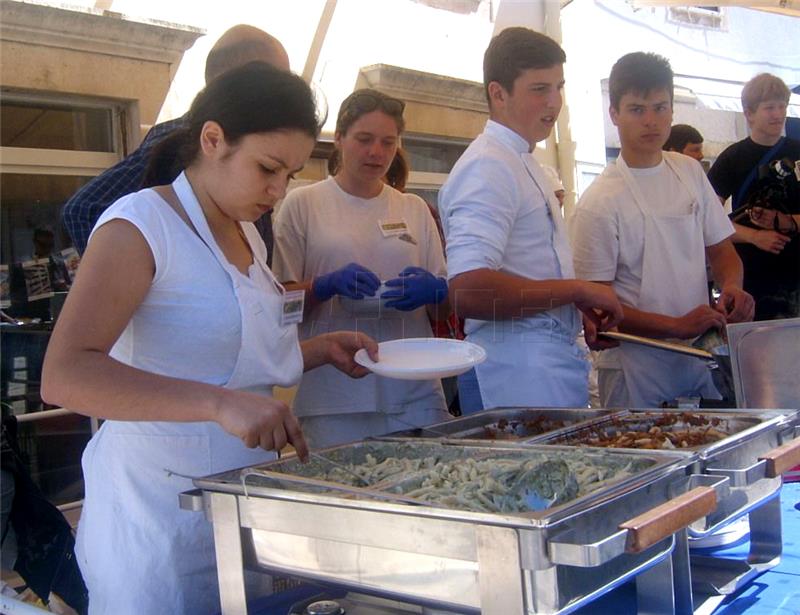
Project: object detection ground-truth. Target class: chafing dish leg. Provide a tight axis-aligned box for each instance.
[475,526,525,615]
[670,529,694,615]
[635,550,678,615]
[747,493,782,568]
[209,492,249,615]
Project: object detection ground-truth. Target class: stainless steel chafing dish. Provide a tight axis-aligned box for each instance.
[182,440,728,615]
[531,408,800,608]
[382,407,617,443]
[377,407,800,610]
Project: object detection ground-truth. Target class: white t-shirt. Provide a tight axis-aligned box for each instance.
[570,153,734,309]
[272,177,447,417]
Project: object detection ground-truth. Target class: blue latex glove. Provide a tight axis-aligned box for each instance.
[312,263,381,302]
[382,266,448,311]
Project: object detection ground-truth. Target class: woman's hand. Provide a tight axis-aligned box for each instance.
[382,267,448,311]
[214,389,308,461]
[324,331,379,378]
[301,331,379,377]
[312,263,381,301]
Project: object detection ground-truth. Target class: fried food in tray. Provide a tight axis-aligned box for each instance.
[550,412,733,450]
[481,415,567,440]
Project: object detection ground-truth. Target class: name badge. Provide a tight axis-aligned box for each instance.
[281,289,305,326]
[379,219,409,237]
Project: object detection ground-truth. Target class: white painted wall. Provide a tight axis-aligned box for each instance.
[561,0,800,191]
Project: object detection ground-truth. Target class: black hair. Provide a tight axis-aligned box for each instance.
[663,124,703,152]
[609,52,673,111]
[143,61,320,187]
[483,27,566,104]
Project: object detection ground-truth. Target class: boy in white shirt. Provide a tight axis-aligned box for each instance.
[439,28,623,412]
[570,52,754,407]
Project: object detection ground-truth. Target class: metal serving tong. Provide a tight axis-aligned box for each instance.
[308,451,371,486]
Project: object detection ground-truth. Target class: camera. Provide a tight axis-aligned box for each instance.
[731,157,798,222]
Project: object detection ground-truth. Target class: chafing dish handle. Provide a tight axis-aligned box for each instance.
[759,437,800,478]
[179,489,205,512]
[619,486,717,554]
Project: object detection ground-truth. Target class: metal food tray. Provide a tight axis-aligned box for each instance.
[187,441,728,615]
[532,408,800,608]
[379,407,618,443]
[537,410,773,452]
[222,440,660,517]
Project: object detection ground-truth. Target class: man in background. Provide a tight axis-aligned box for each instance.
[62,25,290,260]
[707,73,799,320]
[664,123,705,162]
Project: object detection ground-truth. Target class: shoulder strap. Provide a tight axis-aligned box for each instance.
[732,137,785,210]
[153,185,202,239]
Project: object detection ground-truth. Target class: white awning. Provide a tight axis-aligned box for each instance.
[633,0,800,19]
[673,75,800,118]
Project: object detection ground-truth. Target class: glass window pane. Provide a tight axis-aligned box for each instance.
[1,173,89,320]
[404,137,468,174]
[407,187,439,209]
[1,101,113,152]
[12,413,92,506]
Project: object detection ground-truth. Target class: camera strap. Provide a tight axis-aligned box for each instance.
[732,137,785,211]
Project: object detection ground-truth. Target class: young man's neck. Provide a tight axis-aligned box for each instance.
[489,114,536,153]
[619,147,663,169]
[749,128,782,147]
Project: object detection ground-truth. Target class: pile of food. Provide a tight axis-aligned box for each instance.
[481,415,566,440]
[302,450,650,514]
[553,412,730,450]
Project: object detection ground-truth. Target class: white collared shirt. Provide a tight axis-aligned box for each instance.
[438,119,579,339]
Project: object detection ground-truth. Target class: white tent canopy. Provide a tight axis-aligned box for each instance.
[674,75,800,117]
[632,0,800,19]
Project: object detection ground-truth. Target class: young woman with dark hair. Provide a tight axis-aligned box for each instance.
[41,62,377,615]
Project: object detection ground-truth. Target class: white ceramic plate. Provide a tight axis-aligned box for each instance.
[354,338,487,380]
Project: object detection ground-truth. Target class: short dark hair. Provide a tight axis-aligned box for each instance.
[144,62,320,186]
[663,124,703,152]
[609,52,673,111]
[483,27,565,104]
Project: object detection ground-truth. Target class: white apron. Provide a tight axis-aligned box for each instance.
[76,175,303,615]
[473,154,588,409]
[608,155,719,407]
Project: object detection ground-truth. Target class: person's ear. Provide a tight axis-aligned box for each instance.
[199,121,226,157]
[609,104,620,127]
[487,81,506,108]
